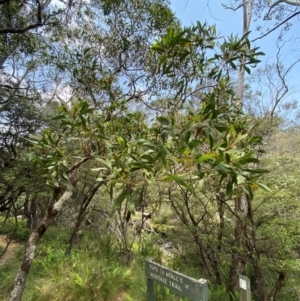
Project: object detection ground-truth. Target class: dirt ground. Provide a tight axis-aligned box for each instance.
[0,235,20,267]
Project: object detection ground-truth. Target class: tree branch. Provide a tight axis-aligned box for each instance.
[221,3,243,11]
[252,11,300,42]
[269,0,300,9]
[0,23,44,34]
[0,0,52,34]
[66,157,91,175]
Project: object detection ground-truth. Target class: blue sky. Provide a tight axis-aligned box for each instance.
[170,0,299,62]
[171,0,300,117]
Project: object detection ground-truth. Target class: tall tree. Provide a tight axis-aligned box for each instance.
[6,0,178,299]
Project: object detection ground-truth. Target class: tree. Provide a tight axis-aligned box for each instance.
[5,0,178,298]
[0,0,78,221]
[7,15,268,300]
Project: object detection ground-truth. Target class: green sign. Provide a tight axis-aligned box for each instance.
[145,259,208,301]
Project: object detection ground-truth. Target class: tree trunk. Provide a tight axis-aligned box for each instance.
[236,0,254,105]
[227,214,247,296]
[9,216,51,301]
[9,158,87,301]
[66,182,103,255]
[247,197,268,301]
[269,272,285,300]
[228,1,255,296]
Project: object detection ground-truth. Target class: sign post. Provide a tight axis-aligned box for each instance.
[147,277,155,300]
[145,259,208,301]
[239,275,251,301]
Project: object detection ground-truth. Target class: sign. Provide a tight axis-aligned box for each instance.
[145,259,208,301]
[239,275,251,301]
[239,278,247,290]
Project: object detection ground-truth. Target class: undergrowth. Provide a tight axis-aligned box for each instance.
[0,225,187,301]
[0,216,29,242]
[0,224,237,300]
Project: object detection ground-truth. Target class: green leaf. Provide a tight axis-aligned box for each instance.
[62,172,68,181]
[244,65,251,74]
[95,158,112,169]
[256,182,272,192]
[242,168,268,174]
[117,136,125,147]
[174,176,190,189]
[208,133,214,150]
[226,178,233,199]
[151,44,165,52]
[137,186,144,207]
[157,116,170,125]
[162,174,179,182]
[247,186,254,201]
[80,108,94,115]
[111,188,128,215]
[213,152,224,167]
[52,114,66,120]
[237,174,245,185]
[199,178,205,192]
[142,142,158,151]
[130,162,153,172]
[230,133,248,147]
[28,152,36,161]
[198,153,216,163]
[216,162,232,176]
[128,188,143,213]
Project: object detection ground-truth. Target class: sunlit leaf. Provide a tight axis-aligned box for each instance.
[198,153,216,163]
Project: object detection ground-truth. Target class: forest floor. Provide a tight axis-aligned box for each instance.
[0,235,20,267]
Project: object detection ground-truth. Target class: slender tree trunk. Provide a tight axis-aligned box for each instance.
[66,212,86,255]
[9,217,52,301]
[247,195,268,301]
[9,158,87,301]
[9,187,61,301]
[66,182,102,255]
[228,1,255,296]
[29,199,38,230]
[269,272,285,300]
[227,212,247,295]
[236,0,254,104]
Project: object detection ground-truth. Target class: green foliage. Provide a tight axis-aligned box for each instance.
[0,245,24,301]
[0,217,29,242]
[0,228,166,301]
[2,0,299,299]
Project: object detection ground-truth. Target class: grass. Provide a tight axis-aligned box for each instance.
[0,225,164,301]
[0,245,25,301]
[0,216,29,242]
[0,223,236,301]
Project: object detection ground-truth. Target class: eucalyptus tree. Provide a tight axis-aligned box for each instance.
[0,0,79,219]
[8,14,270,301]
[43,0,177,112]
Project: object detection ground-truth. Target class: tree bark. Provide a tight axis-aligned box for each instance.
[66,182,103,255]
[227,213,247,296]
[236,0,254,105]
[9,158,87,301]
[228,1,255,296]
[268,272,285,300]
[247,195,268,301]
